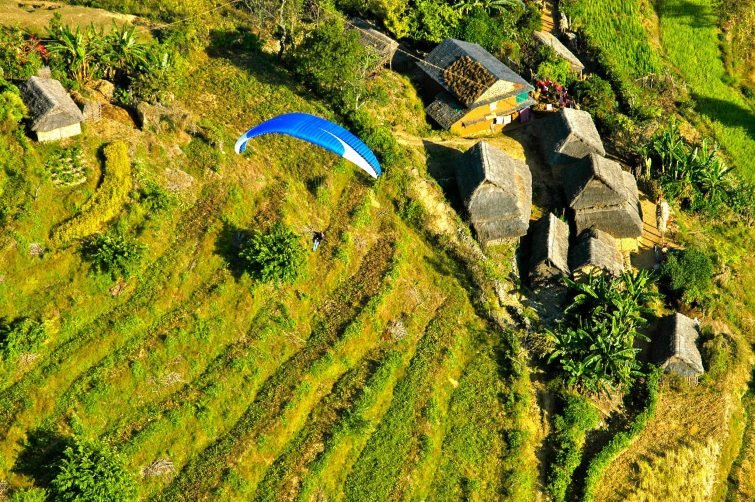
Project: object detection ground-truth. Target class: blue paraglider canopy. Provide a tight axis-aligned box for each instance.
[235,113,382,179]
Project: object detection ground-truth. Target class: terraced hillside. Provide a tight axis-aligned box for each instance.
[0,14,539,499]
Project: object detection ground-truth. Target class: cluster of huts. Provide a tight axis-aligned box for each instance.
[408,37,704,379]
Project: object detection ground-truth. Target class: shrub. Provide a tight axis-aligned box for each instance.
[453,8,512,56]
[137,180,175,213]
[238,222,305,283]
[0,26,46,80]
[9,487,48,502]
[0,82,26,130]
[537,57,576,87]
[0,317,47,361]
[660,248,714,306]
[50,437,136,501]
[82,232,145,279]
[51,141,132,245]
[573,75,619,129]
[547,271,657,394]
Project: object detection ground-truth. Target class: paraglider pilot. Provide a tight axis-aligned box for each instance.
[312,231,324,251]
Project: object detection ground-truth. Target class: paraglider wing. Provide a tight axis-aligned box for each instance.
[234,113,382,178]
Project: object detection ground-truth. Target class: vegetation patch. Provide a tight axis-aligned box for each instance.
[51,141,133,245]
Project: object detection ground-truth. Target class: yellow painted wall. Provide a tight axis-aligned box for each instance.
[449,96,524,136]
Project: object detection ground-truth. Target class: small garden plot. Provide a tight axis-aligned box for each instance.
[45,146,87,187]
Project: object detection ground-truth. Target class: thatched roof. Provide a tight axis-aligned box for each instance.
[349,18,399,64]
[653,313,704,378]
[418,39,533,108]
[20,76,84,132]
[456,141,532,243]
[569,228,624,278]
[573,171,643,238]
[425,93,467,130]
[528,212,570,283]
[563,154,627,210]
[540,108,605,167]
[533,31,585,73]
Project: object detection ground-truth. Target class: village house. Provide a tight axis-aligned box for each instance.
[418,39,535,136]
[569,228,624,279]
[653,313,705,379]
[349,18,400,69]
[562,153,643,239]
[527,212,570,285]
[456,141,532,245]
[540,108,605,167]
[20,76,84,142]
[533,31,585,79]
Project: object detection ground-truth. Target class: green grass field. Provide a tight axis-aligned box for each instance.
[0,36,541,498]
[657,0,755,179]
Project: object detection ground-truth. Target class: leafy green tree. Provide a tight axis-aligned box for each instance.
[0,317,47,362]
[547,271,657,394]
[82,232,145,279]
[406,0,461,43]
[660,248,714,305]
[50,437,136,502]
[238,222,305,283]
[290,20,379,112]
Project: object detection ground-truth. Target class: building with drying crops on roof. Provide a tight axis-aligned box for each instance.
[455,141,532,245]
[20,76,84,142]
[562,153,643,239]
[417,39,535,136]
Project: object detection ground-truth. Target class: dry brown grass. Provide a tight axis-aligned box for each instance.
[594,383,731,501]
[0,0,143,36]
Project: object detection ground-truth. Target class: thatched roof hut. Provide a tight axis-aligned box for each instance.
[456,141,532,245]
[653,313,704,378]
[569,228,624,279]
[563,154,643,239]
[540,108,605,167]
[528,212,570,284]
[349,18,399,68]
[20,76,84,142]
[533,31,585,77]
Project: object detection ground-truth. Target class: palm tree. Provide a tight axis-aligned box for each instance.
[101,23,148,81]
[46,24,102,83]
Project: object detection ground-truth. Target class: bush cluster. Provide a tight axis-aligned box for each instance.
[547,271,657,394]
[0,317,47,362]
[50,437,136,501]
[82,232,145,279]
[51,141,132,245]
[660,248,714,306]
[238,222,305,283]
[0,26,47,80]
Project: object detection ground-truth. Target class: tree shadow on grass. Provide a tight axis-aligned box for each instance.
[13,427,72,487]
[214,221,252,280]
[205,28,311,101]
[422,140,465,214]
[657,0,717,28]
[691,94,755,139]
